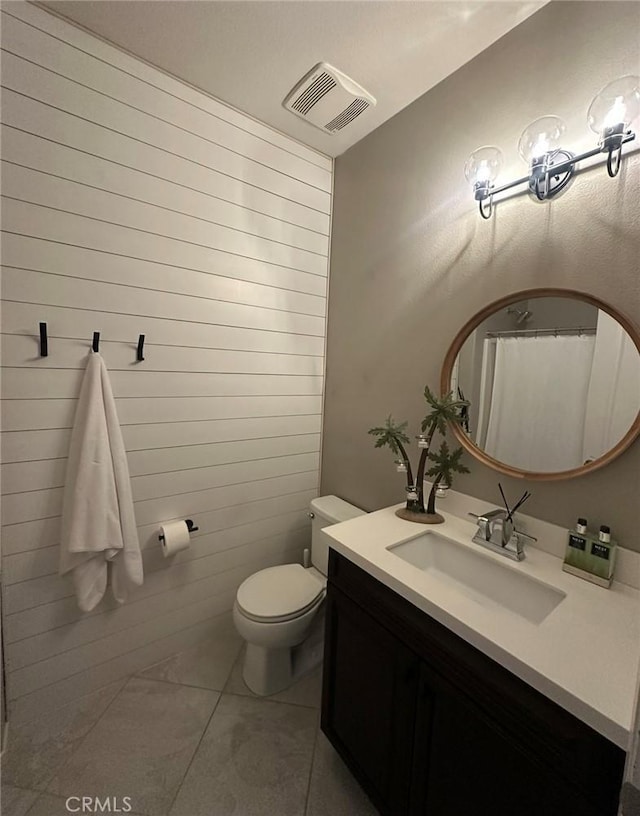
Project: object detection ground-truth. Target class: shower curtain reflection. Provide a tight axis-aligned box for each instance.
[583,310,640,462]
[482,334,596,472]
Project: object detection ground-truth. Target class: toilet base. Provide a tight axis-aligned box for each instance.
[242,619,325,697]
[243,644,293,696]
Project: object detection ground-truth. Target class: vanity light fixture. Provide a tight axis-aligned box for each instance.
[465,76,639,219]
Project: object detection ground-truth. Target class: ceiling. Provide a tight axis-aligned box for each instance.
[41,0,547,158]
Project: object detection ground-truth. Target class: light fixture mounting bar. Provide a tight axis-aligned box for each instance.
[465,74,640,220]
[485,131,635,208]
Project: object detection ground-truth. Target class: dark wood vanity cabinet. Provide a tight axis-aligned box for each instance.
[321,580,419,811]
[321,551,626,816]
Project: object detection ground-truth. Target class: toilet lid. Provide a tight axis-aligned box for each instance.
[236,564,325,620]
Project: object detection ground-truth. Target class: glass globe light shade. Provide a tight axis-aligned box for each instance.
[587,75,640,133]
[464,146,503,187]
[518,116,567,163]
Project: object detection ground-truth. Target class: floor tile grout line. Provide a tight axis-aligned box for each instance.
[164,684,226,816]
[221,688,320,711]
[163,637,241,815]
[40,675,130,797]
[133,671,232,695]
[133,640,244,696]
[303,717,321,816]
[30,650,236,816]
[2,783,41,816]
[5,692,114,796]
[8,642,324,814]
[160,653,322,815]
[221,647,245,696]
[23,792,44,816]
[34,671,221,816]
[21,787,44,816]
[221,649,322,710]
[0,783,39,793]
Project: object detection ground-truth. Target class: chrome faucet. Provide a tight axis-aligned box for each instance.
[469,509,535,561]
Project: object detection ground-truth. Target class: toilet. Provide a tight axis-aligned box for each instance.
[233,495,365,696]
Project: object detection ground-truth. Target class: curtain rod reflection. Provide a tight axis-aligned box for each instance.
[486,327,597,339]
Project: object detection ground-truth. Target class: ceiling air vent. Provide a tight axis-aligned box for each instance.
[284,63,376,134]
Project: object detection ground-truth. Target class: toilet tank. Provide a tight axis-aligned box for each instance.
[310,495,365,575]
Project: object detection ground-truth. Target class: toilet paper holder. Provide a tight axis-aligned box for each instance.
[158,518,199,542]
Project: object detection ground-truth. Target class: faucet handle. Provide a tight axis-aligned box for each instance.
[468,509,507,521]
[470,509,502,542]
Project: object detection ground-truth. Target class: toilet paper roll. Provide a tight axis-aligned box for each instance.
[160,520,191,557]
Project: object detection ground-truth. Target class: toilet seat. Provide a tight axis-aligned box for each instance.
[236,564,325,623]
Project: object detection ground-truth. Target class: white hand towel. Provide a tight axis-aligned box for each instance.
[59,352,143,611]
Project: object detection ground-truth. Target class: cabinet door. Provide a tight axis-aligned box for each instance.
[322,585,419,816]
[410,663,601,816]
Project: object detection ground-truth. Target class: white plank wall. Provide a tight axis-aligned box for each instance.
[0,3,332,722]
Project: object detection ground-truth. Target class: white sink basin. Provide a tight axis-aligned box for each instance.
[387,531,566,624]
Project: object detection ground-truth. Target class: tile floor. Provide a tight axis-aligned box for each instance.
[1,613,378,816]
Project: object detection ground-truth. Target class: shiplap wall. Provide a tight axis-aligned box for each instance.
[0,2,332,722]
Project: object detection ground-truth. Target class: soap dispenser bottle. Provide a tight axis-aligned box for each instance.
[563,518,589,574]
[587,525,617,587]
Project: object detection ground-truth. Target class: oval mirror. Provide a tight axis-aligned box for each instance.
[441,289,640,480]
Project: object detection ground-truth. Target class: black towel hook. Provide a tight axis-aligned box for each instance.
[137,334,145,362]
[39,322,48,357]
[92,332,100,353]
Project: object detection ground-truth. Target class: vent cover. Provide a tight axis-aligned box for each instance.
[283,63,376,134]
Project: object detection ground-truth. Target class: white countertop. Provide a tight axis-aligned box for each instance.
[323,504,640,750]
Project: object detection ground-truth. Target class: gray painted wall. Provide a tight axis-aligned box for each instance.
[322,2,640,551]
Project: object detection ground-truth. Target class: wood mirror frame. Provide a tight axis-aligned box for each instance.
[440,288,640,481]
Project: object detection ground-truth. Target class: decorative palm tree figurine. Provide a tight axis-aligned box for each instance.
[369,387,470,524]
